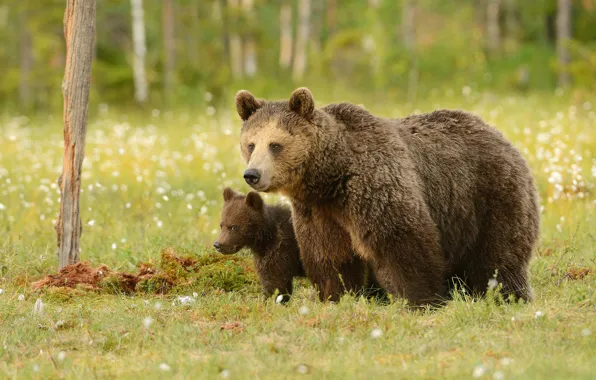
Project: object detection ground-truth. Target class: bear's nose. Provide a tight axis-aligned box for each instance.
[243,169,261,185]
[213,242,222,251]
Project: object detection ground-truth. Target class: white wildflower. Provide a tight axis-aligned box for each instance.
[488,278,498,290]
[299,306,309,315]
[370,328,383,339]
[472,364,485,378]
[159,363,171,371]
[493,370,505,380]
[33,298,44,315]
[143,317,153,329]
[500,357,513,366]
[0,203,5,210]
[88,219,95,226]
[176,296,194,305]
[57,351,66,361]
[535,311,544,319]
[296,364,309,374]
[18,294,25,301]
[581,328,591,337]
[111,243,117,250]
[220,369,230,378]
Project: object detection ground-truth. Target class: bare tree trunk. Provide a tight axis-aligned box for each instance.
[293,0,311,82]
[188,2,200,64]
[310,0,324,55]
[402,1,418,102]
[279,0,293,69]
[57,0,96,270]
[326,0,337,38]
[162,0,175,102]
[487,0,502,54]
[218,0,230,63]
[18,8,32,110]
[402,0,415,52]
[557,0,572,87]
[241,0,257,77]
[131,0,148,103]
[228,0,243,79]
[504,0,518,52]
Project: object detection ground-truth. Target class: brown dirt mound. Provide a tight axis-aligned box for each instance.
[30,248,257,295]
[31,262,111,291]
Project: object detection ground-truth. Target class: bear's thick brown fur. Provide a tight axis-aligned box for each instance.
[214,188,305,301]
[235,87,540,306]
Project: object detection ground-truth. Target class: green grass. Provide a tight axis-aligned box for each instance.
[0,90,595,379]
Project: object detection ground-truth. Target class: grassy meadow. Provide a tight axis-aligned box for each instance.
[0,90,595,379]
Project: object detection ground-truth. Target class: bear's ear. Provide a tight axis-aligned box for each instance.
[223,187,238,202]
[245,191,264,210]
[235,90,262,121]
[289,87,315,119]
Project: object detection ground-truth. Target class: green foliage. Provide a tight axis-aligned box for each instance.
[1,0,595,112]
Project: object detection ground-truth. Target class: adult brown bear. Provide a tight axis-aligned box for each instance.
[235,87,540,306]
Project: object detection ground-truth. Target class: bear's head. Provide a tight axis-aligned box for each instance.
[213,187,265,254]
[235,87,317,195]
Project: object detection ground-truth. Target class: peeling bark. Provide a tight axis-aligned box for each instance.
[557,0,572,87]
[131,0,148,103]
[292,0,311,82]
[57,0,96,269]
[228,0,243,79]
[163,0,175,102]
[279,0,293,69]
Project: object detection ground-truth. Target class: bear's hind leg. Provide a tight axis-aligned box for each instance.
[463,209,537,303]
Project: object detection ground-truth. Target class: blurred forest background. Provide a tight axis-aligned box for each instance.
[0,0,595,113]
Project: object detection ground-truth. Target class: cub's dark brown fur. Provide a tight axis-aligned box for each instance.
[235,87,540,306]
[214,188,305,300]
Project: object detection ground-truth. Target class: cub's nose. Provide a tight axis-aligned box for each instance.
[243,168,261,185]
[213,242,222,251]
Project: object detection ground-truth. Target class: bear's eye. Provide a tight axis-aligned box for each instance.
[269,143,283,154]
[247,143,255,154]
[230,225,239,231]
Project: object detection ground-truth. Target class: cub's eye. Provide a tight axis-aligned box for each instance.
[269,143,283,154]
[230,225,239,231]
[247,143,255,153]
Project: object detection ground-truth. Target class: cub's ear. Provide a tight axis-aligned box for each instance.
[245,191,264,210]
[223,187,238,202]
[289,87,315,119]
[235,90,262,121]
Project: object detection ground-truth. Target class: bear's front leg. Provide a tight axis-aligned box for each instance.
[292,203,365,302]
[261,279,294,303]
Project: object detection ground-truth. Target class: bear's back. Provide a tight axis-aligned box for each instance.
[322,104,537,266]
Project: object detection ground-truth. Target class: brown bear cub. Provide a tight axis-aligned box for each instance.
[235,87,540,306]
[213,187,305,302]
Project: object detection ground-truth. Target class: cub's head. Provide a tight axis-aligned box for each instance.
[213,187,265,254]
[235,87,318,194]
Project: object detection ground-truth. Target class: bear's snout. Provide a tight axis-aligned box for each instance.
[213,241,222,251]
[244,168,261,185]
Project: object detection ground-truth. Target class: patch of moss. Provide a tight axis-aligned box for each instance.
[160,248,199,280]
[135,273,174,294]
[41,286,97,302]
[192,255,259,293]
[99,273,138,295]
